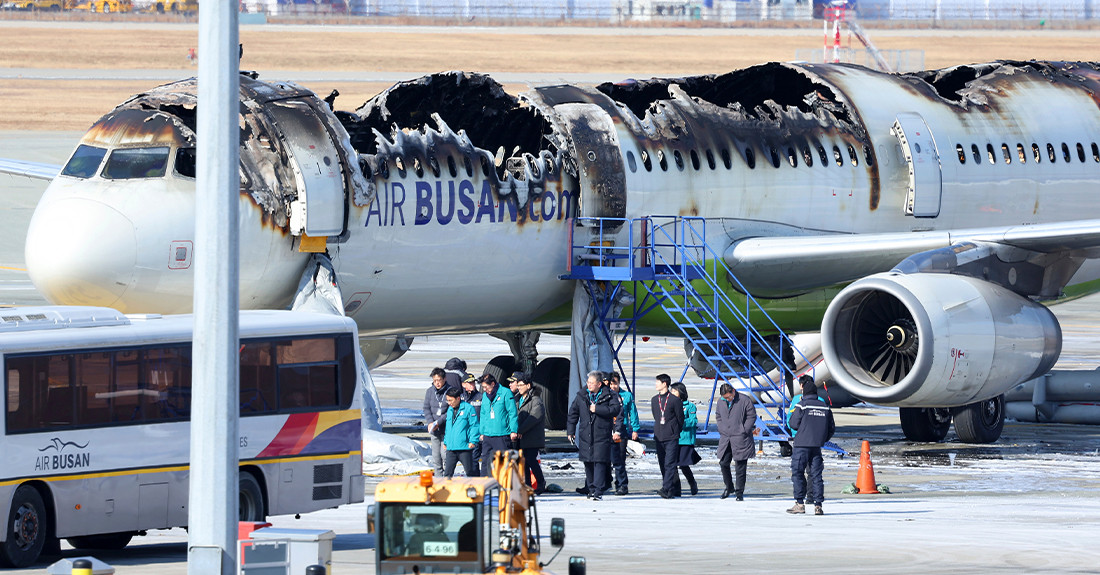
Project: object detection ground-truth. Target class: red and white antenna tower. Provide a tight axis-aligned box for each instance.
[823,1,848,64]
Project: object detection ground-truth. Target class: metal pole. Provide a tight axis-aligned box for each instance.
[188,0,240,573]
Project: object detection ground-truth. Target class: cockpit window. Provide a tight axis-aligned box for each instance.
[60,145,108,179]
[102,147,170,180]
[175,148,196,178]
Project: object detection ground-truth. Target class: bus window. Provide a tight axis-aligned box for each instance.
[276,338,335,364]
[112,349,142,423]
[145,346,191,420]
[61,144,108,179]
[102,147,170,180]
[240,342,275,414]
[278,365,337,410]
[77,352,112,426]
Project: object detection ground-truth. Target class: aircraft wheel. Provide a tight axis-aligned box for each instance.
[67,532,133,550]
[532,357,570,430]
[239,472,266,522]
[952,395,1005,444]
[482,355,516,386]
[899,407,951,442]
[0,486,48,568]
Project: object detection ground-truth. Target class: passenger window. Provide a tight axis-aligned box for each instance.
[744,148,755,169]
[817,144,828,166]
[720,148,732,169]
[1093,143,1100,162]
[102,147,170,180]
[1047,144,1056,163]
[1016,143,1026,163]
[833,145,843,166]
[1032,143,1042,163]
[956,144,966,164]
[1076,143,1086,163]
[626,151,637,173]
[864,144,874,167]
[61,144,108,179]
[786,147,798,168]
[396,157,408,178]
[413,157,424,178]
[801,145,813,167]
[705,149,716,170]
[673,150,685,171]
[985,144,996,165]
[641,149,652,172]
[847,144,859,167]
[1001,143,1011,164]
[971,144,981,164]
[1061,143,1071,163]
[428,156,441,178]
[769,147,780,168]
[688,149,700,170]
[175,147,196,178]
[447,156,458,178]
[657,150,668,171]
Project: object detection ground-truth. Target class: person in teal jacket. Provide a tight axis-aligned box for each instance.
[477,373,518,476]
[670,382,699,496]
[442,387,479,478]
[608,372,640,495]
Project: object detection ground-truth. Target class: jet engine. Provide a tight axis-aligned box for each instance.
[820,272,1061,408]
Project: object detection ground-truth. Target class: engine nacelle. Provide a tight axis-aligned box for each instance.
[820,272,1061,407]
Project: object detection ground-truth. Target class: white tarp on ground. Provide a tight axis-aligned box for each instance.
[362,429,431,476]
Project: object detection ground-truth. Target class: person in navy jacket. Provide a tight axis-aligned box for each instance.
[787,375,835,515]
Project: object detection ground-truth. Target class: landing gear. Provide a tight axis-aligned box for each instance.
[532,357,570,431]
[482,355,516,385]
[899,407,952,442]
[0,486,48,568]
[953,395,1005,444]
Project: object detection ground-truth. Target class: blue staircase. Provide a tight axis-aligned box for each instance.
[563,216,811,444]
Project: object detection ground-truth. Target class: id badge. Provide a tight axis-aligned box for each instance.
[490,409,496,419]
[660,416,666,425]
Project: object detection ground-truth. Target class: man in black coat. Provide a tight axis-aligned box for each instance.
[651,373,684,499]
[566,370,621,500]
[422,367,449,476]
[715,381,758,501]
[787,375,836,516]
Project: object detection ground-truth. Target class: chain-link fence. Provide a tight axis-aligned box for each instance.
[240,0,1098,22]
[794,48,926,72]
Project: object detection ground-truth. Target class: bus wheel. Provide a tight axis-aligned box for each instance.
[66,532,133,550]
[0,486,48,568]
[239,472,265,522]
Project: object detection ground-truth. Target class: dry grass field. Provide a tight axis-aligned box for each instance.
[1,23,1098,131]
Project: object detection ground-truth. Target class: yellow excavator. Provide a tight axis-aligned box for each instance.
[370,450,584,574]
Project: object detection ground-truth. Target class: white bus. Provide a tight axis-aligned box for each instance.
[0,306,367,567]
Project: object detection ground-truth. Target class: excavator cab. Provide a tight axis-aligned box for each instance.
[371,455,582,574]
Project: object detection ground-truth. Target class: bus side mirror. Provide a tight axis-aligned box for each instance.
[366,504,375,534]
[550,517,565,548]
[568,556,587,575]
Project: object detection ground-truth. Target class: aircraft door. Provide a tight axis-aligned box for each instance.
[267,99,347,237]
[892,112,942,218]
[553,103,627,220]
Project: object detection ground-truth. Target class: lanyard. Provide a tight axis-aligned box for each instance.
[658,392,669,414]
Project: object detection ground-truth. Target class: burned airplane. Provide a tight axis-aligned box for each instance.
[8,60,1100,443]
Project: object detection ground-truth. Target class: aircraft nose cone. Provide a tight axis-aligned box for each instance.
[25,197,136,308]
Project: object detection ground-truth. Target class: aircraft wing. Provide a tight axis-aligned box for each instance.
[724,219,1100,297]
[0,158,61,181]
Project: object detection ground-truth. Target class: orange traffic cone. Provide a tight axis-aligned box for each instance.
[855,440,880,494]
